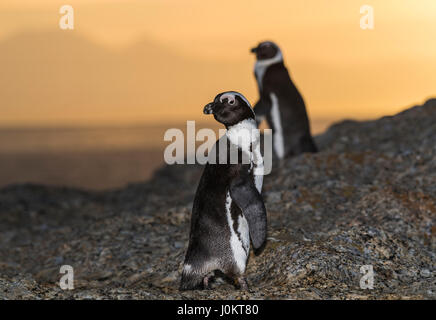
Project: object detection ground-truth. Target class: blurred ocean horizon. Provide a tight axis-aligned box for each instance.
[0,118,332,190]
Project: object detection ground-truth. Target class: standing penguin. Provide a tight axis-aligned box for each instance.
[251,41,317,158]
[180,91,267,291]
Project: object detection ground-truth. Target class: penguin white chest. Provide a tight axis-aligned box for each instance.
[226,118,264,193]
[225,193,250,273]
[270,93,285,159]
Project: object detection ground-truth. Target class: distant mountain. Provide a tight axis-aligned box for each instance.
[1,31,435,127]
[0,31,253,125]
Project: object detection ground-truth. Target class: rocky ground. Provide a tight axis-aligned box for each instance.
[0,99,435,299]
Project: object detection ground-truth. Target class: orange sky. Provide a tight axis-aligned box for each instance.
[0,0,435,130]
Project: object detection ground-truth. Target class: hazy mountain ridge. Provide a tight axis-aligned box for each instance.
[2,30,435,126]
[0,31,252,124]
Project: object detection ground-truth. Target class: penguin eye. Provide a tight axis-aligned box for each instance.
[228,99,235,105]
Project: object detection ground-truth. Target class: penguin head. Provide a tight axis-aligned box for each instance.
[203,91,255,127]
[251,41,282,61]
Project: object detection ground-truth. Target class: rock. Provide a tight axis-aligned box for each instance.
[265,191,282,204]
[0,99,435,299]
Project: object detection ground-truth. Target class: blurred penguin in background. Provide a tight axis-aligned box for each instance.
[251,41,317,159]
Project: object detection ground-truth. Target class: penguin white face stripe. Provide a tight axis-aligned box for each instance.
[254,51,283,91]
[219,92,256,118]
[219,93,236,105]
[220,91,252,108]
[270,93,285,159]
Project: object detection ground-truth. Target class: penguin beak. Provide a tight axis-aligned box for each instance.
[203,102,214,115]
[250,46,258,54]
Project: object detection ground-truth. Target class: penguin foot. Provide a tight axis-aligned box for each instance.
[236,277,249,291]
[179,271,204,291]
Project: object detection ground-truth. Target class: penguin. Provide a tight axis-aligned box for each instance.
[180,91,267,291]
[251,41,317,159]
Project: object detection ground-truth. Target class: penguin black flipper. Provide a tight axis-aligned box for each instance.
[229,168,267,252]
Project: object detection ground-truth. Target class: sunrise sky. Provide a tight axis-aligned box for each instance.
[1,0,435,130]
